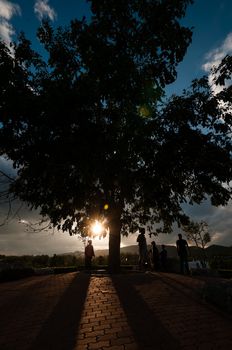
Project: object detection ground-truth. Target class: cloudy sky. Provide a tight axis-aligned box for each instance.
[1,0,232,255]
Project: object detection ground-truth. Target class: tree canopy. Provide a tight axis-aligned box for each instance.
[1,0,232,271]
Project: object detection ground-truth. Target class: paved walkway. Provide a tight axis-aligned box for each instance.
[0,271,232,349]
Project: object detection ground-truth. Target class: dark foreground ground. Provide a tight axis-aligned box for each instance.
[0,271,232,350]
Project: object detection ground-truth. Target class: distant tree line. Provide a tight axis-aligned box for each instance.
[0,254,78,268]
[2,251,232,272]
[0,253,140,268]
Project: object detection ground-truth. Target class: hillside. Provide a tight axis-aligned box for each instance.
[205,245,232,257]
[94,244,232,258]
[95,245,178,257]
[60,244,232,258]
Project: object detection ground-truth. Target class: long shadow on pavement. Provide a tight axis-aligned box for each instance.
[112,273,180,350]
[32,272,90,350]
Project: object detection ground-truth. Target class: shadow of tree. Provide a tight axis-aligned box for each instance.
[32,272,90,350]
[112,273,180,350]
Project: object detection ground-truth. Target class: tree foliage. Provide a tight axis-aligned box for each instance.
[0,0,232,271]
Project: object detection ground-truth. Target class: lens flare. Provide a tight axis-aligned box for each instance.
[104,204,109,210]
[91,220,104,235]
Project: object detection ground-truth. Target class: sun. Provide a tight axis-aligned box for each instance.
[91,220,104,235]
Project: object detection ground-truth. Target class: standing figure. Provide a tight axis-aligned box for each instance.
[151,241,160,271]
[176,234,190,275]
[85,240,95,269]
[160,244,168,271]
[136,228,148,269]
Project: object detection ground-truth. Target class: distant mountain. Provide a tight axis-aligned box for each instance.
[95,244,178,257]
[205,245,232,257]
[95,244,232,258]
[60,244,232,258]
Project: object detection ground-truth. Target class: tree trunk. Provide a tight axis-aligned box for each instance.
[108,207,122,273]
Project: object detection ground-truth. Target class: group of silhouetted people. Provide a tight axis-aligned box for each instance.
[84,229,190,275]
[136,228,168,271]
[137,229,190,275]
[151,241,168,271]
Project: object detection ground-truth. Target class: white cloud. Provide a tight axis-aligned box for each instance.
[34,0,57,21]
[0,19,14,44]
[202,33,232,72]
[202,33,232,94]
[0,0,21,45]
[0,0,20,20]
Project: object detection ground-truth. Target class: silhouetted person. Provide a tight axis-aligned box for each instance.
[160,244,168,271]
[176,234,190,275]
[151,241,160,271]
[85,240,95,269]
[137,228,148,269]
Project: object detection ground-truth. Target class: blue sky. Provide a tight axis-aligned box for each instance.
[1,0,232,255]
[167,0,232,95]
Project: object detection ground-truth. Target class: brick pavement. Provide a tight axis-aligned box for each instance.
[0,271,232,349]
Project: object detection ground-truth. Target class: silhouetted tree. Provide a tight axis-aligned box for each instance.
[182,220,211,264]
[183,221,211,249]
[1,0,232,272]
